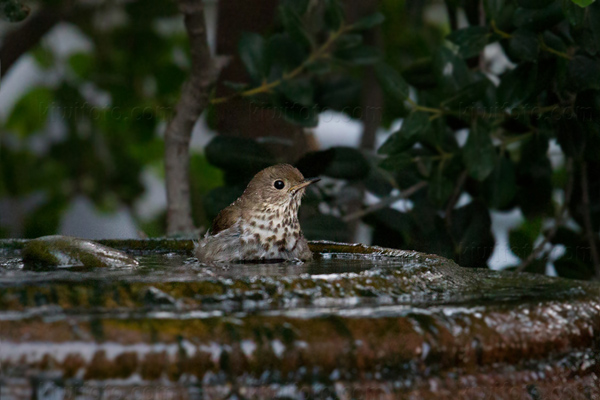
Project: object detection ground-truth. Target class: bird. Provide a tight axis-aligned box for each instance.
[195,164,320,263]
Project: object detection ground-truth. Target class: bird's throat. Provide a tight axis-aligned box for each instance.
[241,197,303,253]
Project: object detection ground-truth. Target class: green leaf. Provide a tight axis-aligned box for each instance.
[509,218,542,260]
[497,62,538,109]
[316,76,361,111]
[428,166,454,206]
[368,208,412,248]
[281,0,309,14]
[364,166,396,197]
[481,157,517,209]
[32,46,54,69]
[336,34,363,50]
[379,153,413,174]
[68,52,94,78]
[205,136,275,174]
[350,12,385,30]
[375,62,410,101]
[571,0,595,6]
[279,78,314,106]
[305,60,331,74]
[279,4,312,49]
[517,0,555,8]
[463,122,496,181]
[319,147,371,180]
[223,81,249,91]
[441,78,494,110]
[279,101,319,127]
[379,112,430,154]
[513,2,564,31]
[447,26,490,58]
[433,46,472,93]
[554,257,596,280]
[568,55,600,91]
[5,87,53,137]
[551,227,597,279]
[516,135,553,218]
[562,0,586,25]
[267,33,307,76]
[421,118,461,155]
[449,200,495,268]
[485,0,517,25]
[509,28,540,61]
[324,0,344,31]
[302,215,350,242]
[239,32,267,82]
[334,45,380,65]
[296,147,370,180]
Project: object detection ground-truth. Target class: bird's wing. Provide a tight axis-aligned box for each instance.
[210,205,241,235]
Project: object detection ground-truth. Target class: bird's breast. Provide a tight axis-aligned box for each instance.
[238,210,302,258]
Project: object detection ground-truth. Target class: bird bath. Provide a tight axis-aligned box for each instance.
[1,238,599,399]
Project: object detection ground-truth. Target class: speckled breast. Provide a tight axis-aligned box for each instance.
[238,199,303,260]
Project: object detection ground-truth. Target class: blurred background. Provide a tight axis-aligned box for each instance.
[1,0,599,277]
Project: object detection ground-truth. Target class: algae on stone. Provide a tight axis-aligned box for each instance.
[21,235,139,269]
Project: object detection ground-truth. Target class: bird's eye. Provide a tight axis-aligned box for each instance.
[274,180,285,190]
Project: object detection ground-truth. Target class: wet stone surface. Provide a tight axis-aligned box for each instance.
[0,239,599,399]
[21,235,139,270]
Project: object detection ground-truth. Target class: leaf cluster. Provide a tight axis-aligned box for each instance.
[206,0,600,277]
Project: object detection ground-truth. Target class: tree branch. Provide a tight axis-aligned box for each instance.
[0,6,64,77]
[580,162,600,279]
[165,0,219,234]
[517,158,574,273]
[342,181,428,222]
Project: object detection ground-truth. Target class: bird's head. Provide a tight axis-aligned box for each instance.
[241,164,320,208]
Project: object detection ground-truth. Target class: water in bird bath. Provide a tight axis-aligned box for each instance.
[1,238,600,399]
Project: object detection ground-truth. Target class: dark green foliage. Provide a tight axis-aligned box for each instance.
[205,137,276,184]
[463,122,496,181]
[1,0,184,237]
[379,112,430,154]
[295,147,370,181]
[201,0,600,276]
[302,214,350,242]
[0,0,28,21]
[348,0,600,275]
[4,0,600,279]
[447,26,491,58]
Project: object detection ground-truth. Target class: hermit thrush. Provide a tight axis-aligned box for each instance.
[195,164,320,263]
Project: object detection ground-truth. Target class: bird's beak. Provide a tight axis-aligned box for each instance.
[290,177,321,192]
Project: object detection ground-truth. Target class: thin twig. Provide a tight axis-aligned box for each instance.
[491,20,512,39]
[342,181,428,222]
[491,20,572,60]
[211,25,348,105]
[517,158,574,272]
[538,34,572,60]
[580,162,600,279]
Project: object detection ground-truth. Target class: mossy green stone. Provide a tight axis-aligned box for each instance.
[21,235,139,269]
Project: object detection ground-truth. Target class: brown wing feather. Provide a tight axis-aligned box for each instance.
[210,204,241,235]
